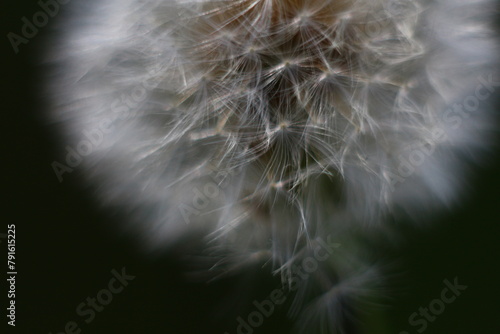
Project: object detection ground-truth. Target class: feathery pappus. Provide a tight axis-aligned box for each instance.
[47,0,499,332]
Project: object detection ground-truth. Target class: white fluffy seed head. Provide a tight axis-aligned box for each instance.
[47,0,498,332]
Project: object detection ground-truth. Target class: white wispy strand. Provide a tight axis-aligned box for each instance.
[48,0,498,332]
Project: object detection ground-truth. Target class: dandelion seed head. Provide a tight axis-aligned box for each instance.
[48,0,498,332]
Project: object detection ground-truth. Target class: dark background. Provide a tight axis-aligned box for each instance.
[3,1,500,333]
